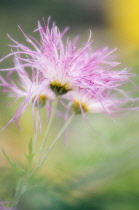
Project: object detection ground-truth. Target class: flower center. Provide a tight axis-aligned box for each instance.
[50,80,72,96]
[72,100,89,114]
[32,94,48,108]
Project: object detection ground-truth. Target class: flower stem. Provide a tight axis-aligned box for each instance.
[31,114,74,176]
[38,97,58,163]
[32,109,39,154]
[12,178,27,207]
[41,114,74,166]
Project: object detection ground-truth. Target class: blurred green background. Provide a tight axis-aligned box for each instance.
[0,0,139,209]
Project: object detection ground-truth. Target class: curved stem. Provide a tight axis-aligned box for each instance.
[41,114,74,165]
[12,178,26,207]
[38,98,58,163]
[31,114,74,176]
[32,109,39,154]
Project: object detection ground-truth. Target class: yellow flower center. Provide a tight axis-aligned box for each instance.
[32,94,48,108]
[50,80,72,96]
[72,100,89,114]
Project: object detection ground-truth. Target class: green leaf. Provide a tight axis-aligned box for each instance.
[25,138,35,161]
[2,148,13,167]
[2,148,19,174]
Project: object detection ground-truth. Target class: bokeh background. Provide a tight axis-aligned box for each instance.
[0,0,139,209]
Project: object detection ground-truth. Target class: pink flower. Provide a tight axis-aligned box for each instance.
[0,56,55,128]
[65,88,129,115]
[1,18,132,96]
[0,18,138,119]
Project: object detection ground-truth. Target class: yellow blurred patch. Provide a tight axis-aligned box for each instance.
[107,0,139,46]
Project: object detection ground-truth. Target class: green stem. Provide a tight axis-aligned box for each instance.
[31,114,74,176]
[27,156,33,177]
[38,98,58,163]
[32,109,39,154]
[12,178,27,207]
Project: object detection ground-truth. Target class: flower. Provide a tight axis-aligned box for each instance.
[0,18,138,120]
[66,88,128,115]
[0,56,55,128]
[1,18,131,97]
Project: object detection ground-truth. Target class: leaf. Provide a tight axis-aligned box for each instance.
[2,148,19,174]
[25,138,35,161]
